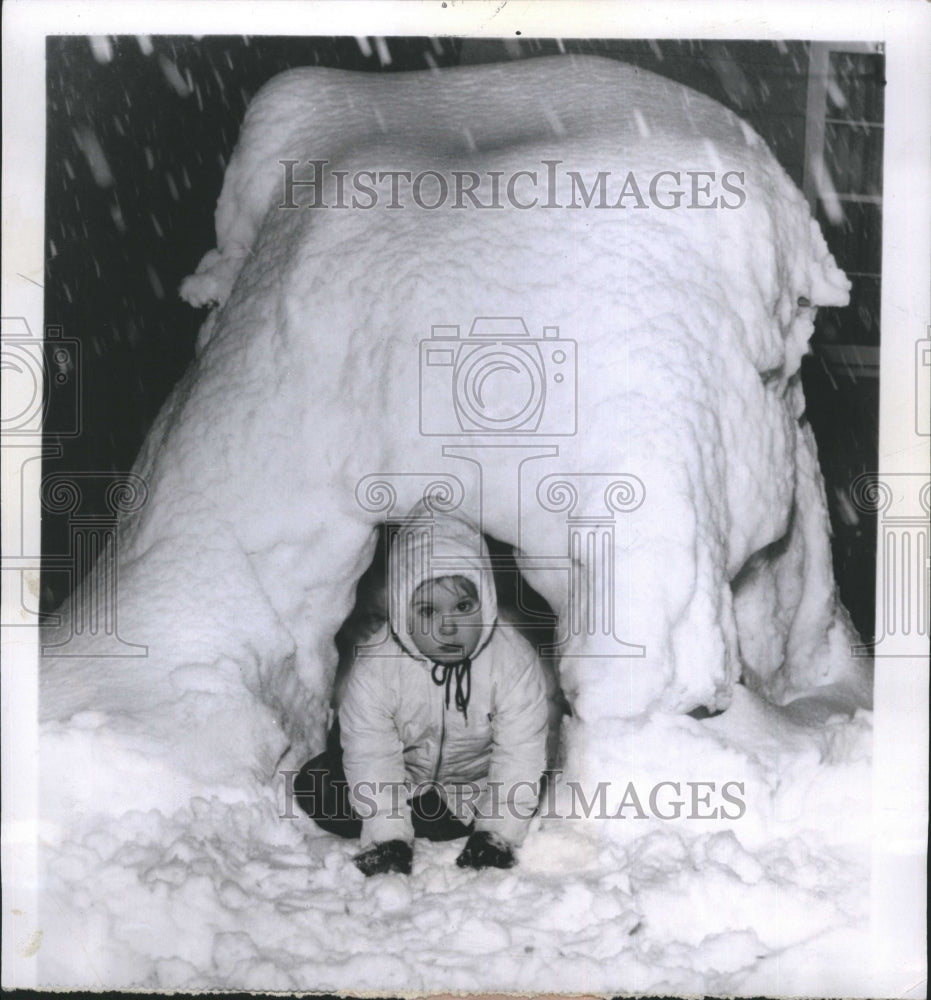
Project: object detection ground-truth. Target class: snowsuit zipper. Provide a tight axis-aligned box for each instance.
[433,675,446,782]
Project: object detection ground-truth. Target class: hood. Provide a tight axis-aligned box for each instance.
[387,503,497,661]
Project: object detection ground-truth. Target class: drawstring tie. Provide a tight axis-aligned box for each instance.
[431,657,471,722]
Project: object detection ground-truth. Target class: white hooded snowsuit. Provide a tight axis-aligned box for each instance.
[339,509,548,848]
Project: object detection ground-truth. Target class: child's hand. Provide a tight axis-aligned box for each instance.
[455,830,515,870]
[353,839,413,877]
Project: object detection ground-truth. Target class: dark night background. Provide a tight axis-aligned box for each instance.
[42,35,882,642]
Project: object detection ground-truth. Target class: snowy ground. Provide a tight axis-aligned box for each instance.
[39,685,872,994]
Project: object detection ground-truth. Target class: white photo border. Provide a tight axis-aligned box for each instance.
[2,0,928,994]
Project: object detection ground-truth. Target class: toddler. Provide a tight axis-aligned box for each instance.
[295,508,548,876]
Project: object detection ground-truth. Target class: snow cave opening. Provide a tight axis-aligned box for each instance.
[331,522,571,769]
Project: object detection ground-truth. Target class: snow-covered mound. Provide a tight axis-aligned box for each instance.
[39,55,873,990]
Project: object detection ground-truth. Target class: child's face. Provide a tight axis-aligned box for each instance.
[409,576,483,663]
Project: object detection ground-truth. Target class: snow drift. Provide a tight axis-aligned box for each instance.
[38,55,873,991]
